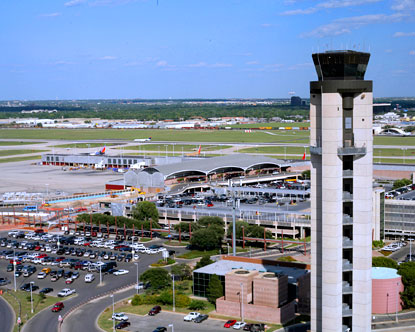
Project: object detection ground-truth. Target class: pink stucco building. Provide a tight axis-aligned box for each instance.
[372,267,404,314]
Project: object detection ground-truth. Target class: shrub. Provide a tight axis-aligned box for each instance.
[372,257,398,269]
[188,299,207,310]
[175,294,191,308]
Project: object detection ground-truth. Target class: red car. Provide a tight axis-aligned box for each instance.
[65,278,74,284]
[51,302,64,312]
[224,320,237,328]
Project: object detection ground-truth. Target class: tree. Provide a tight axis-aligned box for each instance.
[132,201,159,222]
[301,170,310,180]
[190,228,222,250]
[198,216,224,228]
[398,262,415,308]
[393,178,412,190]
[171,263,192,280]
[140,268,171,290]
[372,257,398,269]
[207,274,223,305]
[195,255,214,270]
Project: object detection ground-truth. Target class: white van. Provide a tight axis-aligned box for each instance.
[84,274,95,283]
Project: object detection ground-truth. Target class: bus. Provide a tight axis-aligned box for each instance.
[23,206,37,212]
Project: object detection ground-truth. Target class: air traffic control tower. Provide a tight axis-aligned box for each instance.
[310,51,373,332]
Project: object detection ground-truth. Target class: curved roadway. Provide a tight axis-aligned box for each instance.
[22,240,183,332]
[0,295,15,332]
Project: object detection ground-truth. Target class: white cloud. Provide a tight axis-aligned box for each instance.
[394,31,415,37]
[410,50,415,55]
[392,0,415,11]
[303,13,406,37]
[188,62,208,68]
[156,60,168,67]
[64,0,87,6]
[39,12,62,17]
[98,56,118,60]
[210,63,232,68]
[281,0,381,15]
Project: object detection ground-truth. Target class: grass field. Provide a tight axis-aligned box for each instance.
[0,129,310,144]
[374,136,415,146]
[119,144,230,152]
[374,148,415,157]
[0,141,42,146]
[239,146,309,154]
[0,155,42,163]
[0,149,48,157]
[2,290,59,332]
[52,143,123,148]
[373,158,415,164]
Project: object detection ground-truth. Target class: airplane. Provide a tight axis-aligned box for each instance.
[130,161,146,170]
[89,147,106,156]
[186,145,201,156]
[134,137,152,142]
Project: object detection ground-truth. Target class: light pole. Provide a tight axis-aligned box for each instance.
[240,282,244,322]
[403,148,406,164]
[172,274,175,312]
[30,282,34,313]
[98,257,102,285]
[410,238,413,261]
[168,324,174,332]
[111,294,115,332]
[13,248,16,292]
[396,282,399,322]
[134,262,139,294]
[165,145,168,158]
[45,184,49,198]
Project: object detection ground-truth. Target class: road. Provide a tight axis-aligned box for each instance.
[20,243,185,332]
[0,294,15,332]
[62,287,136,332]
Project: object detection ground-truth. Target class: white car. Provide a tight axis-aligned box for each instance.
[37,272,47,279]
[233,322,246,330]
[133,254,140,260]
[112,312,129,321]
[113,269,129,276]
[57,288,76,297]
[84,274,95,283]
[184,312,200,321]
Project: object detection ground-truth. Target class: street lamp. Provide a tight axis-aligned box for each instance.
[110,294,115,332]
[168,324,174,332]
[240,283,244,323]
[30,282,34,313]
[134,262,139,294]
[172,274,176,312]
[396,282,399,322]
[410,238,413,261]
[98,257,102,285]
[13,248,16,292]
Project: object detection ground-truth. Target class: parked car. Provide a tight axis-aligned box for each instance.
[233,321,246,330]
[84,274,95,283]
[184,312,200,322]
[112,312,129,321]
[115,321,131,330]
[224,320,237,328]
[0,278,11,286]
[113,269,129,276]
[194,314,209,323]
[39,287,53,294]
[148,305,161,316]
[152,328,167,332]
[57,288,76,297]
[51,302,64,312]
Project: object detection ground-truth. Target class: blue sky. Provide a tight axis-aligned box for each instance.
[1,0,414,100]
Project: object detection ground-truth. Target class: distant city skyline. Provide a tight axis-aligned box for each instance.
[1,0,414,100]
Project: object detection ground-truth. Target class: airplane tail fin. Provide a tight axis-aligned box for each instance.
[197,145,201,155]
[302,152,306,160]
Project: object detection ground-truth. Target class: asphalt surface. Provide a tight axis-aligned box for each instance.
[0,294,15,332]
[117,310,228,332]
[0,232,187,332]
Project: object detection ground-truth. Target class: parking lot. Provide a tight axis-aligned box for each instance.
[121,311,233,332]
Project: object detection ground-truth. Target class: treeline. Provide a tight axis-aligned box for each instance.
[0,103,309,121]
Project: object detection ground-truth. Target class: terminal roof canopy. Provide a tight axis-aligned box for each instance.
[143,154,290,179]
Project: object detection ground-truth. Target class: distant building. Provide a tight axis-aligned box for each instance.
[290,96,302,106]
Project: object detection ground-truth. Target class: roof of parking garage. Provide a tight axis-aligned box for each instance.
[142,154,291,179]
